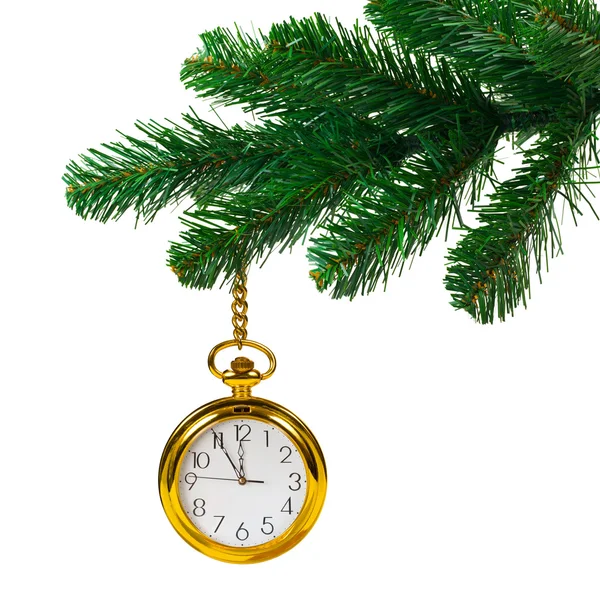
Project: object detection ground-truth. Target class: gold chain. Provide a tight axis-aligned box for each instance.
[232,271,248,350]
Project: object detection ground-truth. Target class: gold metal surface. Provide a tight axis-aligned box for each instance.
[231,356,254,373]
[231,272,248,350]
[158,396,327,564]
[208,339,276,382]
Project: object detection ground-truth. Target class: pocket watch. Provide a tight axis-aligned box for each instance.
[158,338,327,564]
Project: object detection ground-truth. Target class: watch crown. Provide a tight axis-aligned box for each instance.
[231,356,254,374]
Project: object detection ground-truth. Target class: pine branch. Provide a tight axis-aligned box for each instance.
[307,121,502,298]
[525,0,600,90]
[536,0,600,36]
[64,5,600,324]
[66,13,501,228]
[167,109,420,287]
[168,178,362,289]
[167,105,553,292]
[181,13,496,134]
[63,113,284,224]
[65,106,402,226]
[366,0,578,110]
[445,110,599,324]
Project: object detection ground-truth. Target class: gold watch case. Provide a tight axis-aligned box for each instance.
[159,394,327,564]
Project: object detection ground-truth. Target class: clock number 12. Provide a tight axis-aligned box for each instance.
[235,424,251,442]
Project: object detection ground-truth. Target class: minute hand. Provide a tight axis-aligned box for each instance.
[194,476,264,483]
[211,429,242,478]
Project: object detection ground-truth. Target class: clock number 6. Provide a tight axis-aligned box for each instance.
[192,498,206,517]
[261,517,274,535]
[236,522,249,541]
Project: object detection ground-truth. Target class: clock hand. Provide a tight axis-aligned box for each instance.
[190,475,264,483]
[183,471,264,490]
[237,441,245,478]
[211,428,242,478]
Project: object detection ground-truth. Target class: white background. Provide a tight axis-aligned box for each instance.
[2,1,599,598]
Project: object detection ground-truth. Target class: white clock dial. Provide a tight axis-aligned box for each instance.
[178,418,307,547]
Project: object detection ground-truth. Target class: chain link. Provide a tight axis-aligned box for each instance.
[232,271,248,350]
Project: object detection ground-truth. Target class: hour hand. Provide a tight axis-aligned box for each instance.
[211,429,241,478]
[237,441,245,478]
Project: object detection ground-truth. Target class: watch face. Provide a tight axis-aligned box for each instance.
[178,418,307,547]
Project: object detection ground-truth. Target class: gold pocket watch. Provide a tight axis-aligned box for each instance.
[158,275,327,563]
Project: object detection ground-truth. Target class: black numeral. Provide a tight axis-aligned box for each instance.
[264,430,269,447]
[281,497,292,514]
[212,431,223,450]
[192,498,206,517]
[191,451,210,469]
[184,472,199,490]
[261,517,274,535]
[213,515,225,533]
[236,522,249,541]
[235,424,251,442]
[280,446,292,463]
[288,472,302,491]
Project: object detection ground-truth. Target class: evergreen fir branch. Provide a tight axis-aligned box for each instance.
[64,4,600,324]
[181,14,423,110]
[168,177,362,289]
[445,113,599,324]
[181,13,495,133]
[536,0,600,36]
[167,109,421,287]
[64,105,406,226]
[525,1,600,90]
[167,104,553,292]
[63,114,281,224]
[445,0,534,36]
[366,0,577,110]
[307,122,501,298]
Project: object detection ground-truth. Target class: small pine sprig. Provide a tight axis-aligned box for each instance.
[167,108,421,289]
[525,0,600,90]
[307,122,501,298]
[64,113,285,224]
[180,14,496,133]
[445,108,600,323]
[365,0,578,110]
